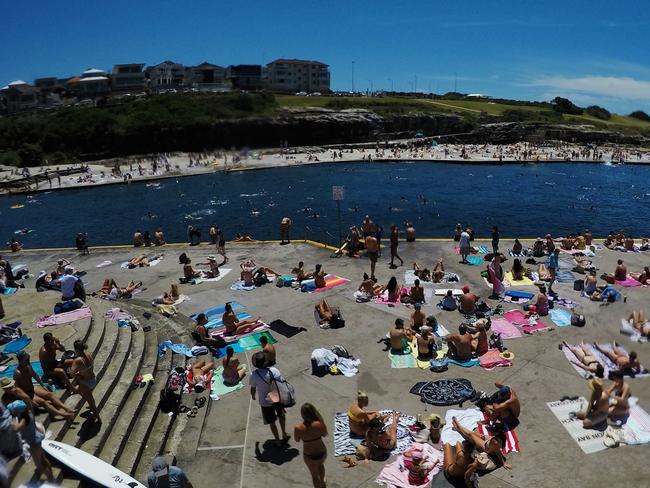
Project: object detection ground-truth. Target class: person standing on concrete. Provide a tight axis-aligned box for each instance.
[280,217,292,244]
[250,351,290,446]
[491,226,500,254]
[147,456,193,488]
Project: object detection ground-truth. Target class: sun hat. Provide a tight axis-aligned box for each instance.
[500,351,515,360]
[0,377,15,390]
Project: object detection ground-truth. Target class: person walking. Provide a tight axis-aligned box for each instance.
[249,352,290,445]
[294,403,328,488]
[547,248,560,296]
[459,228,471,264]
[389,224,404,269]
[147,456,193,488]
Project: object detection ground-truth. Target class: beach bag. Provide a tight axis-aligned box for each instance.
[573,280,584,291]
[429,357,448,373]
[264,370,296,408]
[331,345,350,358]
[54,300,82,315]
[159,368,184,414]
[329,311,345,329]
[571,313,586,327]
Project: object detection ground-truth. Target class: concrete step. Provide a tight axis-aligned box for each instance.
[115,333,171,476]
[7,301,108,486]
[95,326,159,467]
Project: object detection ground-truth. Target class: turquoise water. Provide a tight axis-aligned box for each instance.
[2,162,649,248]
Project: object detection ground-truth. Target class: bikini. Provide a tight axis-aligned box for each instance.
[301,435,326,460]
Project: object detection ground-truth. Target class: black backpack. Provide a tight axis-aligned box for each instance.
[329,310,345,329]
[159,368,185,414]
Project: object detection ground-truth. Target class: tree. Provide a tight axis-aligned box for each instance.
[629,110,650,122]
[585,105,611,120]
[17,143,44,167]
[551,97,582,115]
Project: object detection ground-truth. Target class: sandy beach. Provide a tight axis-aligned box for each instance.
[2,141,650,195]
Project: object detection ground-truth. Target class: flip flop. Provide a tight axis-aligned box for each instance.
[195,397,206,408]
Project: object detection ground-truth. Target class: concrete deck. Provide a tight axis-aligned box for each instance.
[3,239,650,488]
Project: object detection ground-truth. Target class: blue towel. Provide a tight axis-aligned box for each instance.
[158,340,193,357]
[467,255,484,266]
[478,246,489,254]
[556,270,576,283]
[206,312,252,330]
[2,335,31,354]
[448,357,480,367]
[549,308,572,327]
[192,301,246,321]
[0,288,17,296]
[0,361,46,383]
[505,290,535,299]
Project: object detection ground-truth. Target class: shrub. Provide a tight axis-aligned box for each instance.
[585,105,611,120]
[629,110,650,122]
[551,97,583,115]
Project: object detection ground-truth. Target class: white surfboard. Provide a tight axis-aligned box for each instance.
[41,440,146,488]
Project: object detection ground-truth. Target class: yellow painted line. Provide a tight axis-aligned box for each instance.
[304,240,339,251]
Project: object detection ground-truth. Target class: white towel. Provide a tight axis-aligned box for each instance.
[440,408,483,445]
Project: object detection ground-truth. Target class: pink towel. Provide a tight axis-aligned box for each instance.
[453,246,461,255]
[490,317,523,339]
[502,309,548,333]
[36,306,92,328]
[375,443,443,488]
[479,349,512,369]
[616,276,642,287]
[476,414,520,453]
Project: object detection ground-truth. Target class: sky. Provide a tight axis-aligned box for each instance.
[1,0,649,114]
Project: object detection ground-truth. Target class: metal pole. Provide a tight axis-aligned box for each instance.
[337,200,342,245]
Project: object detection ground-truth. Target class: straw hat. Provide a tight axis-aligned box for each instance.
[0,377,15,390]
[500,351,515,360]
[429,413,445,426]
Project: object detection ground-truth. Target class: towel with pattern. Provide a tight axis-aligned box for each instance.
[410,378,476,406]
[333,411,415,457]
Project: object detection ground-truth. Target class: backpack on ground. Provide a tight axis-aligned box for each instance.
[159,367,185,414]
[330,345,350,358]
[329,310,345,329]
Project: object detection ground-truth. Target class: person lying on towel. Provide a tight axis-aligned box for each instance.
[355,411,399,460]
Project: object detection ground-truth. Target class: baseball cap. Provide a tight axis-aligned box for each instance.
[7,400,27,414]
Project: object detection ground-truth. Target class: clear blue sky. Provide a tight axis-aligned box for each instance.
[2,0,649,114]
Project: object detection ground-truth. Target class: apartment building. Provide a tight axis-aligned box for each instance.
[265,59,330,93]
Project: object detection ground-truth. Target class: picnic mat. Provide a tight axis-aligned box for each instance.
[210,366,245,400]
[376,442,443,488]
[36,306,92,328]
[268,319,307,338]
[547,398,607,453]
[193,268,232,284]
[550,308,572,327]
[410,378,476,406]
[504,272,534,286]
[312,274,351,292]
[333,411,415,457]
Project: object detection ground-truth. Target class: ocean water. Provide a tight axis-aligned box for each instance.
[2,162,649,248]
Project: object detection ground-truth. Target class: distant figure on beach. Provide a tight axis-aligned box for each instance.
[361,215,377,237]
[405,222,415,242]
[280,217,292,244]
[75,233,89,255]
[133,229,144,247]
[154,228,166,246]
[8,238,22,253]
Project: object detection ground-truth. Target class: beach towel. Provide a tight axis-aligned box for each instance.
[410,378,476,406]
[547,398,607,454]
[0,288,17,296]
[556,270,576,283]
[467,255,484,266]
[390,350,417,368]
[152,295,189,307]
[0,361,44,384]
[615,276,642,287]
[404,270,436,288]
[434,289,463,296]
[376,442,443,488]
[552,297,578,310]
[230,281,256,291]
[210,366,245,400]
[504,272,534,286]
[476,413,520,453]
[211,320,269,340]
[156,304,177,316]
[619,403,650,445]
[2,335,32,355]
[205,311,252,330]
[105,308,133,322]
[453,246,461,255]
[333,411,416,457]
[184,369,213,394]
[374,291,400,306]
[479,349,512,369]
[477,245,489,254]
[504,290,535,299]
[217,330,275,354]
[447,357,480,367]
[36,306,92,328]
[593,343,649,378]
[620,318,648,344]
[508,249,528,257]
[192,268,232,284]
[440,408,484,445]
[483,276,511,289]
[158,340,194,357]
[312,274,351,292]
[502,309,545,332]
[490,317,523,339]
[193,301,246,321]
[96,260,112,268]
[269,319,307,338]
[550,308,572,327]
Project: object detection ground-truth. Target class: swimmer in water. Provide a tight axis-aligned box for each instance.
[251,208,260,215]
[312,212,319,219]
